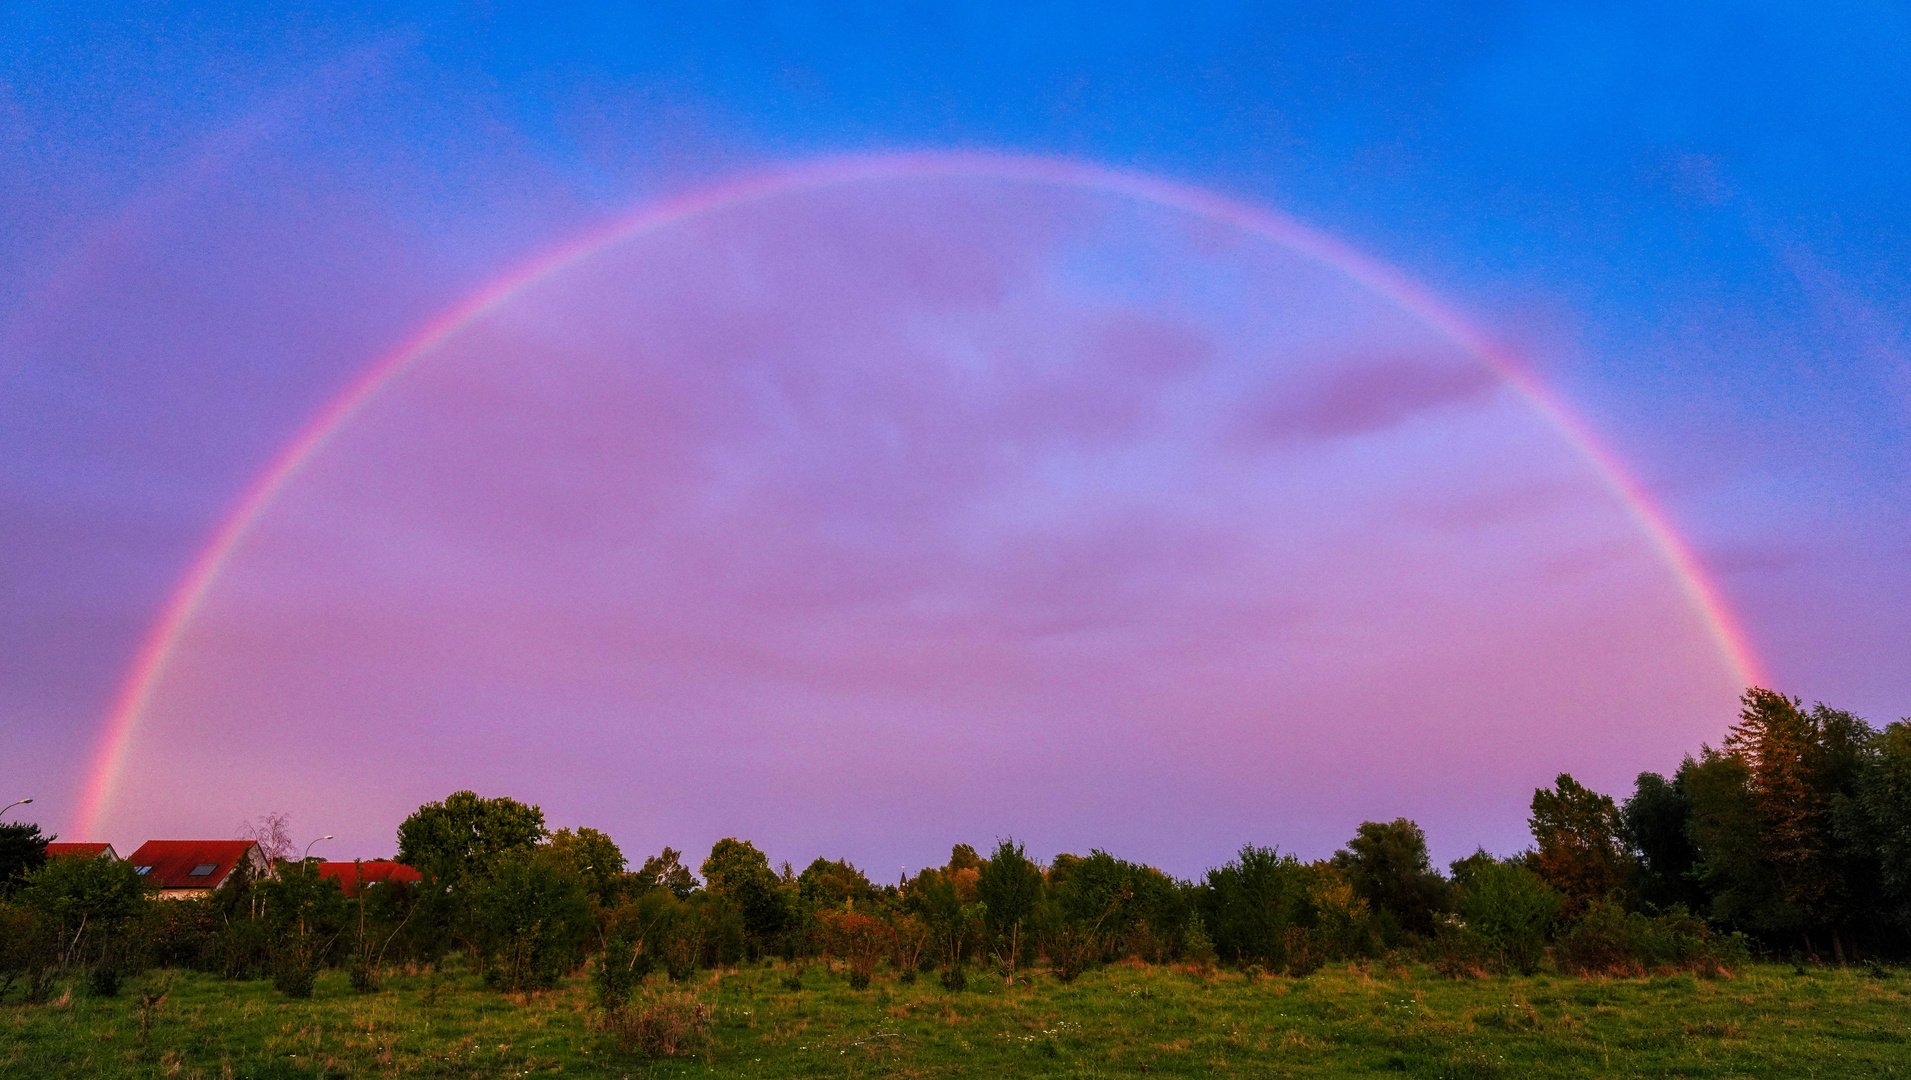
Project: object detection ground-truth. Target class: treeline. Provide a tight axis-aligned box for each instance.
[3,687,1908,1005]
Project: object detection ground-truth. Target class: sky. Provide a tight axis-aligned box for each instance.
[3,2,1907,879]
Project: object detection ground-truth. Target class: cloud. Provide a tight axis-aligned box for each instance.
[1239,356,1498,443]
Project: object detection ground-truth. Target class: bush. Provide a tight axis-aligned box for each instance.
[1556,901,1747,977]
[591,940,649,1012]
[87,961,123,998]
[607,994,712,1058]
[462,848,593,991]
[272,958,318,999]
[1450,857,1561,975]
[939,962,968,991]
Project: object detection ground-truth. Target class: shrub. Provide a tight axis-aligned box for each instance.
[1556,900,1747,977]
[461,848,592,991]
[1450,856,1561,975]
[272,957,318,999]
[608,994,712,1058]
[939,962,968,991]
[86,960,123,998]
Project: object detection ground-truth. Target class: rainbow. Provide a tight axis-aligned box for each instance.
[73,153,1764,839]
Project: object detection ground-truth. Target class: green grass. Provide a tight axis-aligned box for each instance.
[5,958,1910,1078]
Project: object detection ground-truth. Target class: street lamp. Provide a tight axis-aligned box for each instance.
[302,835,333,862]
[0,798,31,819]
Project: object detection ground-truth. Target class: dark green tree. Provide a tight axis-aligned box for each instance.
[797,857,876,907]
[546,826,627,906]
[462,847,593,990]
[396,791,547,886]
[0,821,51,898]
[636,847,699,899]
[1447,852,1562,975]
[1621,770,1705,910]
[975,838,1044,971]
[1198,845,1313,971]
[701,838,791,949]
[1330,818,1449,939]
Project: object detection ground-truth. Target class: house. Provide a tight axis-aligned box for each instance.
[44,842,119,860]
[127,840,269,899]
[316,860,422,897]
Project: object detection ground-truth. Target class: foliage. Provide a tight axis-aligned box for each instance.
[546,826,627,906]
[460,846,593,990]
[1329,818,1449,940]
[976,837,1044,972]
[15,850,150,928]
[1446,852,1561,975]
[816,908,891,988]
[253,861,351,997]
[1621,770,1705,910]
[0,820,51,897]
[797,856,876,906]
[1554,899,1750,977]
[395,790,547,887]
[1529,772,1634,916]
[1198,844,1316,972]
[636,846,700,899]
[701,837,791,950]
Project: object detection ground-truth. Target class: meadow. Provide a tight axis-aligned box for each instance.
[5,958,1908,1079]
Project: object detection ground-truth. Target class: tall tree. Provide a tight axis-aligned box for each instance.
[701,838,790,946]
[1528,773,1633,916]
[1727,689,1829,921]
[546,827,627,906]
[1846,720,1911,933]
[395,791,547,886]
[1330,819,1449,938]
[1621,770,1705,911]
[636,847,699,899]
[975,838,1044,971]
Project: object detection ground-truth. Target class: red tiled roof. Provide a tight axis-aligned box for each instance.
[316,860,421,897]
[127,840,262,891]
[45,842,117,860]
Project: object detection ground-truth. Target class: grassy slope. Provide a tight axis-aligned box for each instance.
[4,959,1909,1079]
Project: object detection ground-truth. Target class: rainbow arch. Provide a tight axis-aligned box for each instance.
[73,152,1764,839]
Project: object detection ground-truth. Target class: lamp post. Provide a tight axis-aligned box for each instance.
[0,798,31,819]
[302,835,333,862]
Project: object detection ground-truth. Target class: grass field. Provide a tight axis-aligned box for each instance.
[4,958,1909,1079]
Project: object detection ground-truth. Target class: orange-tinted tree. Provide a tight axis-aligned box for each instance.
[1528,773,1632,917]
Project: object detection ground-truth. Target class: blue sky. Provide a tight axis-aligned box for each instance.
[3,1,1906,855]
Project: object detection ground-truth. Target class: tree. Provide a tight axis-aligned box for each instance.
[1528,773,1633,916]
[240,811,296,865]
[975,838,1044,972]
[15,852,151,981]
[636,847,699,899]
[1838,720,1911,934]
[462,847,593,991]
[1690,688,1881,955]
[1198,845,1312,971]
[1621,770,1704,911]
[701,838,790,947]
[0,820,51,898]
[396,791,547,886]
[797,857,876,907]
[1330,819,1449,939]
[547,827,627,906]
[1447,851,1561,975]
